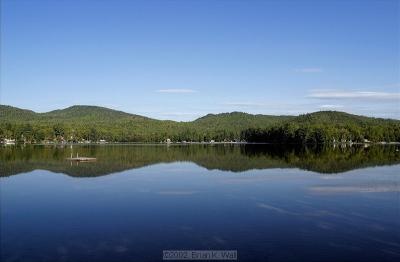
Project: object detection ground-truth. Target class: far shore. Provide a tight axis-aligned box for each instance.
[2,141,400,146]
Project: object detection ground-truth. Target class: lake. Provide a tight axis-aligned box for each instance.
[1,144,400,262]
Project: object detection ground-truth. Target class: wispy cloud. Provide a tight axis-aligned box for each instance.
[295,68,323,73]
[156,89,197,93]
[222,102,266,108]
[159,112,201,116]
[319,104,344,109]
[308,90,400,100]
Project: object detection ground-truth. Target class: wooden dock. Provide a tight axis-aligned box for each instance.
[67,153,96,162]
[67,157,96,162]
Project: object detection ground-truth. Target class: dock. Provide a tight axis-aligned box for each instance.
[67,153,96,162]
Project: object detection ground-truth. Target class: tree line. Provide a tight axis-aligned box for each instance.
[240,122,400,144]
[0,121,242,143]
[1,120,399,144]
[1,105,399,144]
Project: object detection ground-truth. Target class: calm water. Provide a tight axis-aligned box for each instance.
[1,144,400,262]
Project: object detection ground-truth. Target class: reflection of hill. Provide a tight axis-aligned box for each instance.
[1,144,399,177]
[241,145,400,173]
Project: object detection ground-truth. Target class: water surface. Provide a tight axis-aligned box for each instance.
[1,144,400,262]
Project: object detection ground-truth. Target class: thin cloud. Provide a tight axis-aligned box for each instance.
[319,104,344,109]
[159,112,201,116]
[295,68,323,73]
[308,90,400,100]
[156,89,197,93]
[222,102,266,108]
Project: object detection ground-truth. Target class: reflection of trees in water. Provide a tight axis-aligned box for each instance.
[0,144,399,177]
[242,144,400,173]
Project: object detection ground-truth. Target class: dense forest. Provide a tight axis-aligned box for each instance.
[241,111,400,144]
[1,105,399,144]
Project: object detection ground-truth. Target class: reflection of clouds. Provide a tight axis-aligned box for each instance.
[197,235,229,247]
[318,176,343,180]
[179,225,194,231]
[220,172,299,184]
[349,211,381,221]
[317,222,335,230]
[368,224,386,232]
[221,177,276,184]
[303,209,352,222]
[368,237,400,257]
[295,199,312,205]
[257,203,299,215]
[329,242,362,251]
[213,236,227,244]
[114,245,129,253]
[367,237,400,248]
[382,249,400,257]
[307,210,337,217]
[157,190,198,195]
[163,167,197,173]
[309,184,400,194]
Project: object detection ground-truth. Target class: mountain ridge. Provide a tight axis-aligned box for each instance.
[1,104,398,122]
[1,104,399,143]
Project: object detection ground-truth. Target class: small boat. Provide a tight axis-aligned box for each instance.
[66,153,96,162]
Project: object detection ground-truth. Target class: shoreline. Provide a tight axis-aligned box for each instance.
[2,141,400,146]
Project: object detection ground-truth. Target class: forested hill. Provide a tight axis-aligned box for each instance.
[0,105,153,122]
[193,112,293,128]
[0,105,37,121]
[242,111,400,144]
[293,111,396,126]
[1,105,399,143]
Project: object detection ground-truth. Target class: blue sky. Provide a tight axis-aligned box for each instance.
[1,0,399,120]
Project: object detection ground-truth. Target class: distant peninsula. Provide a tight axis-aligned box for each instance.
[1,105,399,144]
